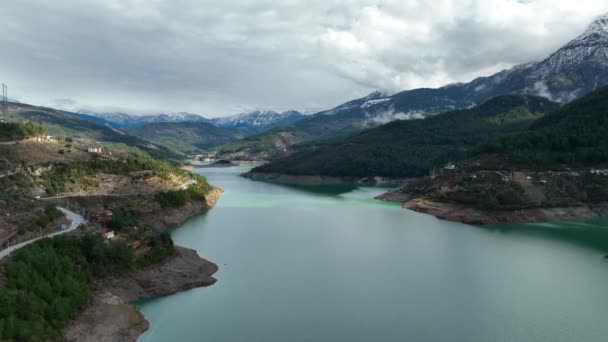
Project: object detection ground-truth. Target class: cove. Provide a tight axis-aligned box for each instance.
[138,165,608,342]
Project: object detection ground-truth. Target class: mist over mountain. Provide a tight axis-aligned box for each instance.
[211,13,608,160]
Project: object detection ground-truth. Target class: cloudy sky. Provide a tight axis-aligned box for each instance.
[1,0,608,116]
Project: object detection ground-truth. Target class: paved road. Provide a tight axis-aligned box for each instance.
[0,207,86,260]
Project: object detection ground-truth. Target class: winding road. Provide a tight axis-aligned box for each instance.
[0,207,86,260]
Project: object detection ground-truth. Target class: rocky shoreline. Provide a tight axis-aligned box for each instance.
[63,187,224,342]
[138,187,223,230]
[64,247,218,342]
[401,198,608,225]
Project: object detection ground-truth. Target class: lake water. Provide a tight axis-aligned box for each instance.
[139,165,608,342]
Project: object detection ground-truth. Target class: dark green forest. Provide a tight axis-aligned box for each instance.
[0,232,174,341]
[254,95,559,178]
[480,86,608,169]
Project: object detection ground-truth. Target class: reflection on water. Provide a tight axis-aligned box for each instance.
[488,218,608,255]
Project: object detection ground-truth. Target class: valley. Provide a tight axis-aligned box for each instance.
[0,108,223,340]
[2,7,608,342]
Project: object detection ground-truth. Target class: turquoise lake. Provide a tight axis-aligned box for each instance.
[139,165,608,342]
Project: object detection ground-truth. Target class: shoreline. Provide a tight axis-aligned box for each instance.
[401,197,608,225]
[63,187,224,342]
[64,247,218,342]
[243,171,408,186]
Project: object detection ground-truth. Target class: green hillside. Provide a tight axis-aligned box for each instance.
[127,121,251,156]
[0,122,45,141]
[481,86,608,169]
[252,95,559,178]
[4,103,179,159]
[212,96,387,160]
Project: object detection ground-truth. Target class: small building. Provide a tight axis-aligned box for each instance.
[44,135,54,141]
[87,147,102,154]
[444,163,457,171]
[102,228,115,240]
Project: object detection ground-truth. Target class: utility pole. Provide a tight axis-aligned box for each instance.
[1,83,4,122]
[1,83,7,122]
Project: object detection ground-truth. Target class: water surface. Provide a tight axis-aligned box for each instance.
[139,165,608,342]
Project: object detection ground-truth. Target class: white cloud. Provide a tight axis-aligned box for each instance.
[0,0,607,116]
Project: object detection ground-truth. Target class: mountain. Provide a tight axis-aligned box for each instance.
[76,109,304,133]
[3,102,179,159]
[369,13,608,118]
[210,110,303,133]
[479,85,608,169]
[212,91,393,160]
[215,14,608,160]
[76,111,211,129]
[127,122,251,156]
[249,95,559,178]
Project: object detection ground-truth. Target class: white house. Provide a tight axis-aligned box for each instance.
[102,229,115,240]
[87,147,102,154]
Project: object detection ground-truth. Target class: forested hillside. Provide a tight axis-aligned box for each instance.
[252,95,559,178]
[127,121,251,156]
[480,86,608,169]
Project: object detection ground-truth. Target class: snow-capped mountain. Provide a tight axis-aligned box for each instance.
[210,110,303,132]
[313,12,608,126]
[77,111,211,129]
[461,12,608,103]
[76,109,304,133]
[366,13,608,117]
[319,91,389,115]
[75,13,608,138]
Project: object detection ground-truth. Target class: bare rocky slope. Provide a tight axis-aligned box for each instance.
[64,247,218,342]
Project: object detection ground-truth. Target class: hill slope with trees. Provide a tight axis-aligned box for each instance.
[127,121,252,156]
[251,95,559,178]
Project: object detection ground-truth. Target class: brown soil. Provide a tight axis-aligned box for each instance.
[62,187,224,341]
[64,247,218,342]
[375,189,412,203]
[403,198,604,225]
[138,187,223,230]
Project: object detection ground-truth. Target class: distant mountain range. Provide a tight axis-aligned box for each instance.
[6,103,179,159]
[213,13,608,160]
[75,111,210,129]
[68,109,304,156]
[210,110,303,132]
[341,13,608,120]
[126,122,251,156]
[67,13,608,161]
[76,109,303,133]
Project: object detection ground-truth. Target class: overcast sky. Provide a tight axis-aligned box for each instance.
[1,0,608,116]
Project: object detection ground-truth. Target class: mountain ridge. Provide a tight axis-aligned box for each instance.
[77,109,304,133]
[212,13,608,160]
[249,94,559,178]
